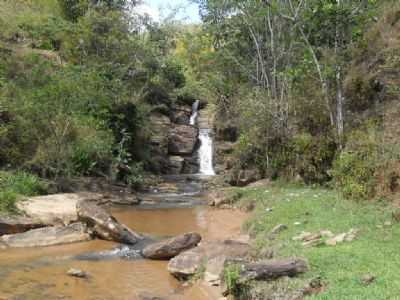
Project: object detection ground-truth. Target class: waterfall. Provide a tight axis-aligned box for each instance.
[189,100,215,176]
[190,100,199,125]
[198,128,215,175]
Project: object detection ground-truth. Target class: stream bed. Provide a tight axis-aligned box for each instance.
[0,204,247,300]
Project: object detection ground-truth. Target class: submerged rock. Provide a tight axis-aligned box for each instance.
[0,222,91,248]
[0,215,46,236]
[75,244,144,261]
[77,200,142,245]
[142,232,201,260]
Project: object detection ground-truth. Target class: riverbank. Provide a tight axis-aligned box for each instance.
[226,181,400,299]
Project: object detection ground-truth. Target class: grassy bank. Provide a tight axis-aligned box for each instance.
[233,183,400,299]
[0,171,47,213]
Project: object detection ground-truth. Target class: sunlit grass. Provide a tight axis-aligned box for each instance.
[237,183,400,299]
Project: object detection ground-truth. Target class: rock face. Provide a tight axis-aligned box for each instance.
[168,125,199,155]
[76,200,142,245]
[168,239,250,279]
[170,105,192,125]
[0,215,46,236]
[148,112,172,173]
[142,232,201,260]
[0,222,91,248]
[168,156,185,175]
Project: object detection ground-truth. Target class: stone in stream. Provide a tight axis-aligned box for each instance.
[167,240,250,280]
[142,232,201,260]
[67,268,89,278]
[77,200,143,245]
[0,222,91,248]
[0,215,46,236]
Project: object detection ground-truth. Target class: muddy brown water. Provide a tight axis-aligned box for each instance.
[0,206,247,300]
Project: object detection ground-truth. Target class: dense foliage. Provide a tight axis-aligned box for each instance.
[0,0,188,187]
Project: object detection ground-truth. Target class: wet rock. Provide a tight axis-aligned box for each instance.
[0,222,91,248]
[168,125,199,155]
[67,268,89,278]
[168,239,250,279]
[142,232,201,260]
[0,215,46,236]
[77,200,142,245]
[75,244,144,261]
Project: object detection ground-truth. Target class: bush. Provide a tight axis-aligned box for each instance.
[0,171,47,213]
[332,127,381,200]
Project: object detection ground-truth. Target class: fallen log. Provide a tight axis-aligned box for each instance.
[238,258,308,282]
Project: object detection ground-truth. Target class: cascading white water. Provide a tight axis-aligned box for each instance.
[198,128,215,175]
[189,100,215,175]
[189,100,199,125]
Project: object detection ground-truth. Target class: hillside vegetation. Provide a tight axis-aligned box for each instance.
[0,0,198,211]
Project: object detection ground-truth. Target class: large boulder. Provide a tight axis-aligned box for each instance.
[168,125,199,155]
[76,200,142,245]
[168,239,250,279]
[16,193,94,225]
[0,222,91,248]
[0,215,46,236]
[142,232,201,260]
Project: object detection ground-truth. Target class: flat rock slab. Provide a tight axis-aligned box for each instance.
[168,239,250,279]
[143,232,201,260]
[17,193,100,225]
[0,222,91,248]
[0,215,46,236]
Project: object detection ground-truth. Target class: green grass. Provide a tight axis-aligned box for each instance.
[236,182,400,300]
[0,171,47,213]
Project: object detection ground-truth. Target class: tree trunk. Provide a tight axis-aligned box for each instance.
[238,258,308,283]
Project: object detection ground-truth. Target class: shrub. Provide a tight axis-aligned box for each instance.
[0,171,47,213]
[332,127,381,200]
[0,171,47,196]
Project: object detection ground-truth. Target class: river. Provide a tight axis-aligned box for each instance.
[0,201,247,300]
